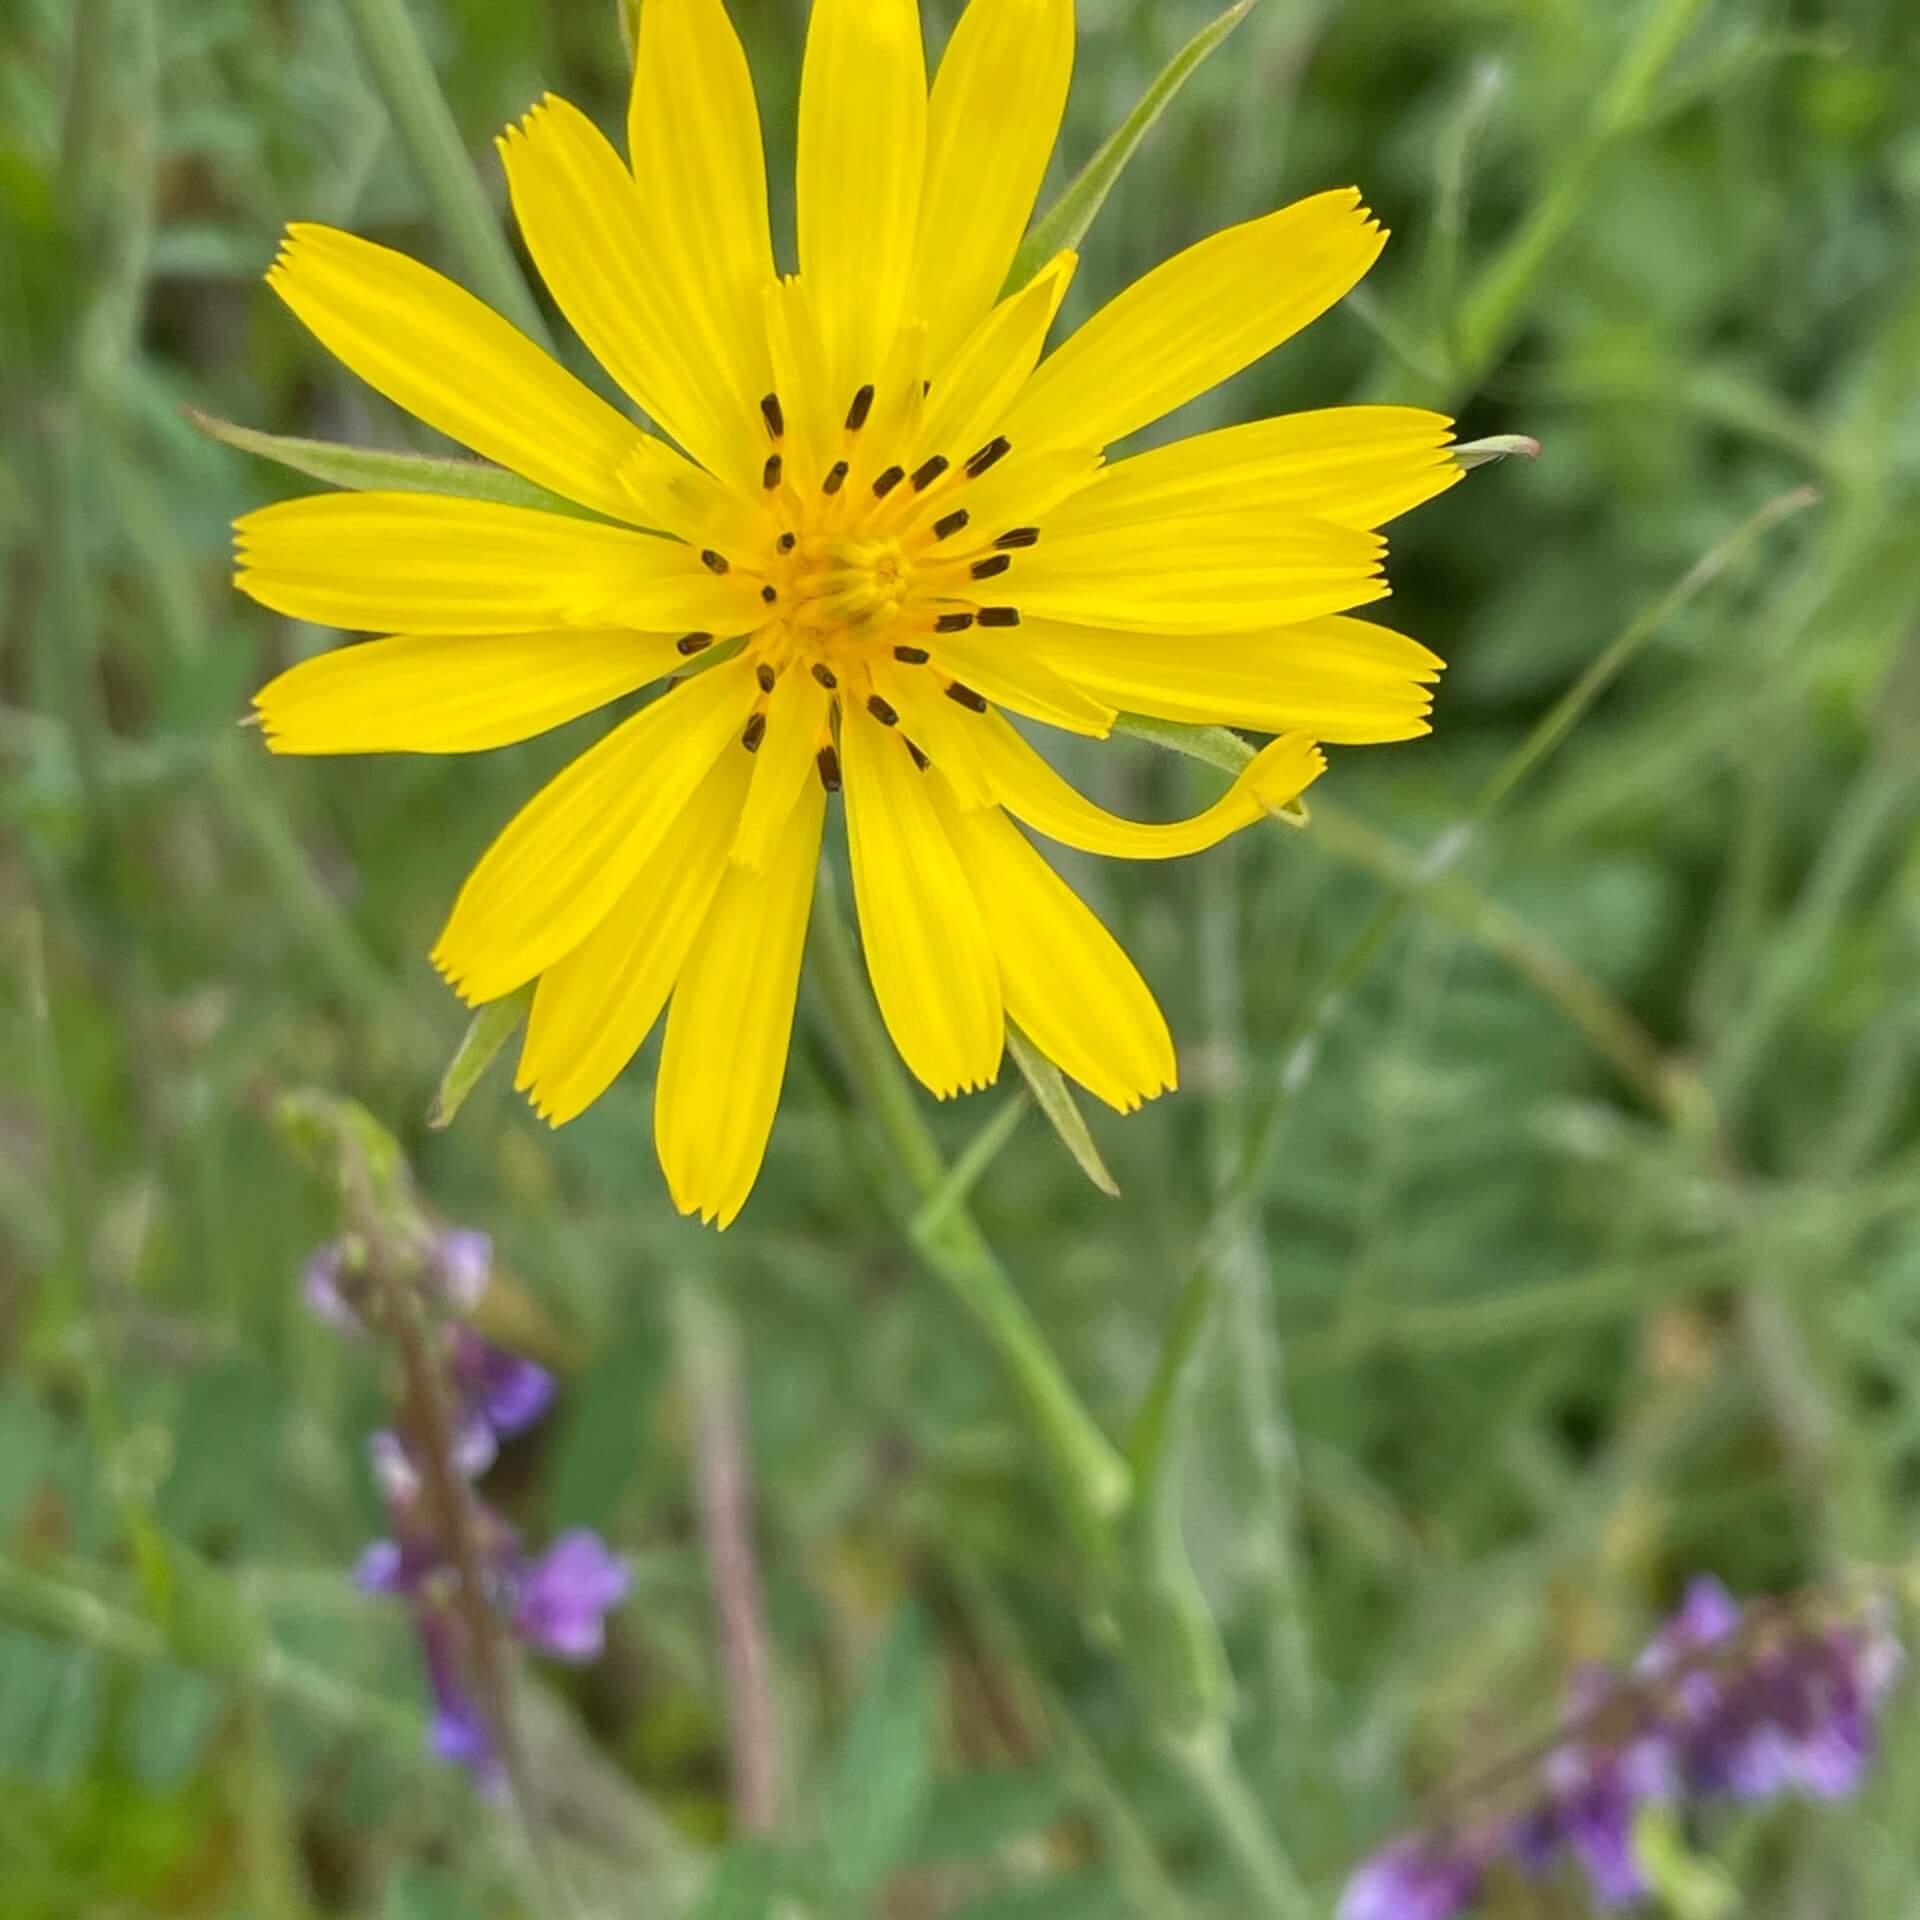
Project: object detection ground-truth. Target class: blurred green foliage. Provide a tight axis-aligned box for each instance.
[4,0,1920,1914]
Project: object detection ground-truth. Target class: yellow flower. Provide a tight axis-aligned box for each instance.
[236,0,1459,1227]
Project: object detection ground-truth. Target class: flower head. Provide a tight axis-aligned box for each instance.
[238,0,1458,1226]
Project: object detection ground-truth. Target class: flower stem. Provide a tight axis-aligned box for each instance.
[338,0,552,348]
[808,871,1131,1555]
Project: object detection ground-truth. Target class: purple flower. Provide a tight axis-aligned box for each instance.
[513,1529,629,1661]
[418,1609,504,1796]
[1339,1835,1486,1920]
[448,1327,554,1441]
[303,1242,364,1334]
[432,1229,493,1313]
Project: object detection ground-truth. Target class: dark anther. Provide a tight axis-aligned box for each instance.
[823,459,849,495]
[933,611,974,633]
[761,585,778,604]
[872,464,906,498]
[970,554,1011,580]
[905,738,930,771]
[910,455,949,492]
[867,694,899,727]
[845,384,875,431]
[701,549,730,574]
[893,644,930,664]
[676,631,714,655]
[944,681,988,713]
[975,606,1021,628]
[921,378,932,397]
[812,662,838,689]
[763,453,783,490]
[995,526,1039,549]
[778,531,798,552]
[964,435,1011,478]
[756,663,777,692]
[816,744,842,793]
[932,509,970,540]
[741,712,767,752]
[760,392,784,439]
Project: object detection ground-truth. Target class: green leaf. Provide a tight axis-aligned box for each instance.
[427,986,532,1129]
[1006,0,1266,292]
[911,1767,1070,1867]
[185,408,596,518]
[947,1869,1121,1920]
[1005,1026,1119,1197]
[821,1605,938,1891]
[692,1840,784,1920]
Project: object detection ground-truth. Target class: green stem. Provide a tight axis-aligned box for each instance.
[337,0,552,346]
[808,872,1131,1554]
[1168,1728,1311,1919]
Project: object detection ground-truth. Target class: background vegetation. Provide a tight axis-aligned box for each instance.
[4,0,1919,1913]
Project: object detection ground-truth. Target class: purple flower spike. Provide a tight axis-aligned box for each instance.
[356,1538,406,1594]
[432,1229,493,1313]
[513,1529,629,1662]
[1339,1835,1486,1920]
[369,1429,419,1503]
[418,1610,505,1796]
[449,1327,555,1441]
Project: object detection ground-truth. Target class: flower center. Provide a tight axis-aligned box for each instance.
[784,533,913,638]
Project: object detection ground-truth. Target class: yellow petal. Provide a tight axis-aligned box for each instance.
[1004,508,1388,634]
[796,0,926,406]
[973,711,1324,858]
[1048,406,1462,535]
[267,225,646,524]
[254,629,682,754]
[731,665,830,870]
[432,657,754,1003]
[842,700,1004,1096]
[655,776,825,1228]
[912,0,1074,370]
[941,797,1175,1112]
[618,435,775,552]
[626,0,775,425]
[499,95,759,492]
[913,253,1075,470]
[1021,614,1440,744]
[924,626,1115,737]
[233,492,764,636]
[1002,189,1385,451]
[517,747,751,1126]
[873,662,996,808]
[763,275,837,497]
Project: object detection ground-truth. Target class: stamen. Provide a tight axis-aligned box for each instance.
[965,436,1011,478]
[944,681,988,713]
[995,527,1039,549]
[867,694,899,727]
[742,712,766,752]
[970,554,1011,580]
[932,509,970,540]
[905,739,930,771]
[845,384,875,431]
[910,455,949,491]
[817,744,842,793]
[676,631,714,655]
[872,464,906,498]
[823,459,849,495]
[893,645,930,664]
[701,549,730,574]
[933,612,974,633]
[975,606,1021,628]
[778,532,798,552]
[812,662,838,689]
[763,453,783,490]
[760,393,784,439]
[756,663,777,692]
[761,585,778,603]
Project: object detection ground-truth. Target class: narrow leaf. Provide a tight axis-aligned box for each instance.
[1005,1025,1119,1197]
[187,408,595,518]
[428,986,532,1129]
[1454,432,1542,469]
[822,1606,937,1890]
[1007,0,1265,292]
